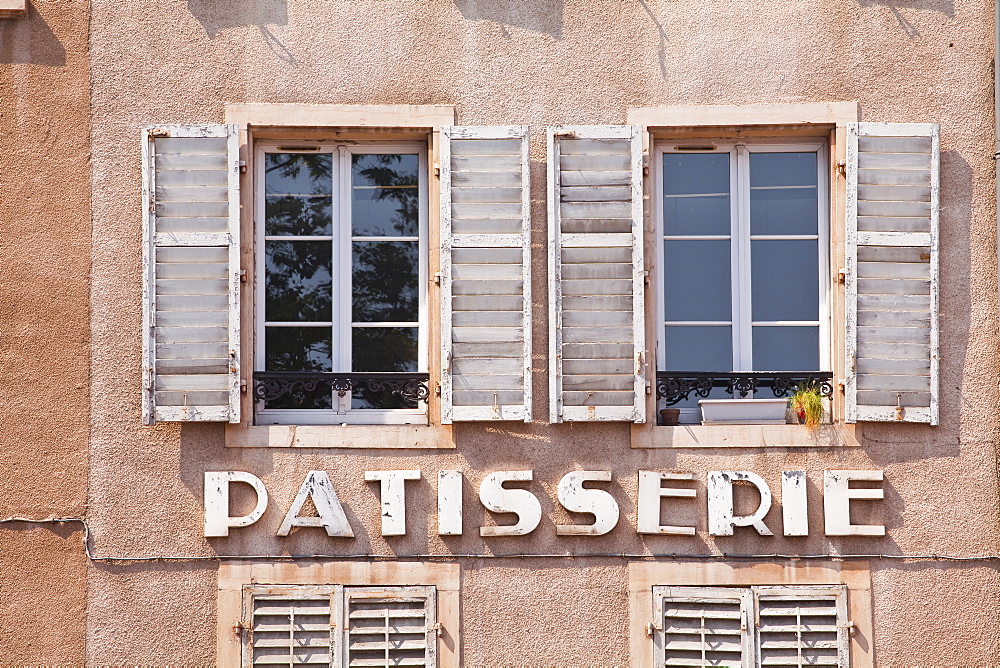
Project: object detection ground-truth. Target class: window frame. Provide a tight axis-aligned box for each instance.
[252,139,430,426]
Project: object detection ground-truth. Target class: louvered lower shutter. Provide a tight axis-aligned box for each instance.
[343,587,436,667]
[548,126,645,423]
[440,127,531,422]
[247,588,337,667]
[845,123,939,425]
[754,586,849,668]
[141,124,241,425]
[653,586,752,667]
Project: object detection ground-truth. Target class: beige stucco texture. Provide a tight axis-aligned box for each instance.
[0,0,90,662]
[84,0,1000,664]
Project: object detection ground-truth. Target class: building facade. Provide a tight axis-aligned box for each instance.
[2,0,1000,664]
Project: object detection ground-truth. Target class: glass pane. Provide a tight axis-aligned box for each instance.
[750,239,819,322]
[663,325,733,372]
[663,153,731,236]
[351,326,419,410]
[264,153,333,236]
[265,240,332,322]
[352,240,418,322]
[752,326,820,372]
[663,239,731,321]
[351,154,419,237]
[749,152,819,236]
[264,327,332,409]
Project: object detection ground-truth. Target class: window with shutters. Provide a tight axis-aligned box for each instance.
[252,142,429,426]
[652,585,850,667]
[654,141,832,425]
[243,584,437,667]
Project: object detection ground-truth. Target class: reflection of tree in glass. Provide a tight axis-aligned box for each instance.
[352,327,418,409]
[265,328,333,410]
[266,241,332,322]
[353,154,419,237]
[352,241,417,322]
[265,153,333,236]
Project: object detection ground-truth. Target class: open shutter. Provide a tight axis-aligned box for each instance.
[440,127,531,422]
[845,123,939,424]
[343,586,437,667]
[754,586,849,668]
[244,586,339,667]
[548,126,645,423]
[652,586,753,667]
[141,124,240,425]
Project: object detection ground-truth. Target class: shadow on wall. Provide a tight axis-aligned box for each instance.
[857,0,955,36]
[187,0,289,38]
[452,0,564,39]
[0,2,65,66]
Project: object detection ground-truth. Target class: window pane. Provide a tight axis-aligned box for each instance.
[352,327,419,409]
[264,153,333,236]
[264,327,333,409]
[352,154,419,237]
[352,240,418,322]
[749,152,818,236]
[265,240,332,322]
[663,153,731,236]
[750,239,819,321]
[663,325,733,372]
[663,240,731,321]
[752,326,819,371]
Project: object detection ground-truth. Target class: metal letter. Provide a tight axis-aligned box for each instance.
[365,470,421,536]
[824,470,885,536]
[277,470,353,538]
[707,471,774,536]
[204,471,268,537]
[437,470,463,536]
[555,470,619,536]
[782,471,809,537]
[637,471,697,535]
[479,471,542,537]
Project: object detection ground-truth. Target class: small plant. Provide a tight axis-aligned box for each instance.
[790,382,825,429]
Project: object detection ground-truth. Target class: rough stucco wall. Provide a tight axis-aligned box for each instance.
[0,0,90,662]
[85,0,999,664]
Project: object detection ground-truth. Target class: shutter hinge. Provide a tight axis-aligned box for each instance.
[645,622,656,637]
[895,393,905,420]
[233,621,244,635]
[839,620,856,634]
[431,622,443,635]
[148,128,169,138]
[240,269,247,283]
[643,269,650,285]
[645,381,652,395]
[240,379,247,394]
[837,267,846,284]
[554,130,576,139]
[433,162,440,178]
[435,381,442,397]
[239,159,247,174]
[837,160,847,177]
[433,271,441,285]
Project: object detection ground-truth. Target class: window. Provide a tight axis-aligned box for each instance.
[651,585,850,667]
[655,142,831,424]
[243,584,437,667]
[253,142,428,425]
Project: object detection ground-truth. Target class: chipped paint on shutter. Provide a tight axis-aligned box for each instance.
[548,126,645,423]
[142,124,240,424]
[754,586,849,668]
[440,127,531,422]
[343,586,437,667]
[244,586,339,667]
[845,123,939,424]
[652,586,753,667]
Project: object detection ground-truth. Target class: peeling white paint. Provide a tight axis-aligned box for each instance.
[204,471,268,537]
[479,471,541,537]
[637,471,697,536]
[824,469,886,536]
[277,470,353,538]
[365,470,421,536]
[707,471,774,537]
[437,470,463,536]
[555,470,619,536]
[781,471,809,537]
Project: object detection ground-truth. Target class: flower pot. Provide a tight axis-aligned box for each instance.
[698,398,788,425]
[659,408,681,426]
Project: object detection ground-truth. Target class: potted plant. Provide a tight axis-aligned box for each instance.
[790,382,825,429]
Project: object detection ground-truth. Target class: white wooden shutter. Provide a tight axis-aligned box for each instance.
[652,586,752,667]
[141,124,241,425]
[548,126,645,423]
[343,586,437,667]
[754,586,849,668]
[845,123,939,424]
[245,586,339,667]
[440,127,531,422]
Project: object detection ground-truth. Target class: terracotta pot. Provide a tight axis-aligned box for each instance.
[659,408,681,426]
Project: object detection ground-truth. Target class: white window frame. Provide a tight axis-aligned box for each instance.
[253,140,429,426]
[654,140,831,422]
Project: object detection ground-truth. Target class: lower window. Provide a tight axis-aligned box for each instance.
[652,585,849,667]
[243,584,437,667]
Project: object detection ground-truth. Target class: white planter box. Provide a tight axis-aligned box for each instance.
[699,398,788,425]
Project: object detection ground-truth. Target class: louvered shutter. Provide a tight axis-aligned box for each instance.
[245,587,338,667]
[845,123,939,425]
[652,586,752,667]
[343,586,437,667]
[141,124,241,425]
[754,586,849,668]
[440,127,531,422]
[548,126,645,423]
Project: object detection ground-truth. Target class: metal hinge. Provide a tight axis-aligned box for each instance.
[433,271,442,285]
[240,379,248,394]
[239,159,247,174]
[433,162,440,178]
[148,128,169,138]
[239,269,247,283]
[837,160,847,177]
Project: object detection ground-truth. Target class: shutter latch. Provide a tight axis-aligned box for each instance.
[895,393,905,421]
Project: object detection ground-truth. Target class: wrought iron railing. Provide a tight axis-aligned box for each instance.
[253,372,431,404]
[656,372,834,406]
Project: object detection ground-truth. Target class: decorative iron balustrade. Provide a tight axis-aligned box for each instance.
[656,372,834,406]
[253,372,431,404]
